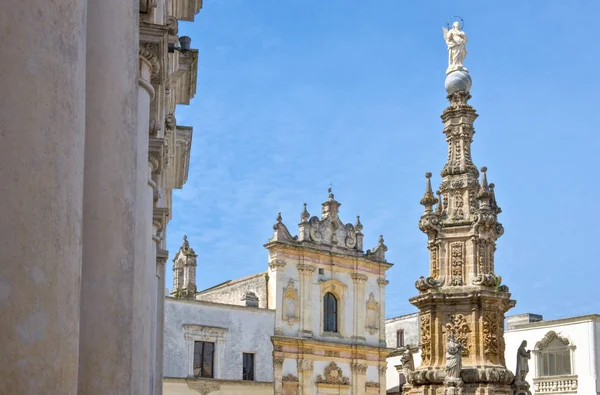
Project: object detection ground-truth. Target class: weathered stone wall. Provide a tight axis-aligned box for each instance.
[164,298,274,382]
[196,272,268,309]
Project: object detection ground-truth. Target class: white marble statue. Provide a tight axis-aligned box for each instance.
[515,340,531,383]
[442,22,468,75]
[445,334,464,379]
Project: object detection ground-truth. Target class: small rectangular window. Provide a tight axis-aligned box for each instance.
[193,341,215,378]
[319,268,324,275]
[243,353,255,381]
[397,329,405,348]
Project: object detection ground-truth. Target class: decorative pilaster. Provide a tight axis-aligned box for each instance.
[297,263,315,337]
[377,278,389,346]
[352,273,368,341]
[351,363,368,395]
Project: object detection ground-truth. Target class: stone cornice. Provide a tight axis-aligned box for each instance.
[271,335,395,356]
[265,241,393,271]
[506,314,600,331]
[171,0,203,22]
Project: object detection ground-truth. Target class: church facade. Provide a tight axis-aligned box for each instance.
[163,192,394,394]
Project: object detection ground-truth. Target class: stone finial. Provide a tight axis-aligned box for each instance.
[477,166,492,205]
[355,216,363,233]
[378,235,385,245]
[276,212,282,224]
[420,172,439,211]
[321,189,341,219]
[300,203,310,223]
[489,183,502,214]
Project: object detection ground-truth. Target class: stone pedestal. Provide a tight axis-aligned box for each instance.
[0,1,86,393]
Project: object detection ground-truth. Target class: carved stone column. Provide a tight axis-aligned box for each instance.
[78,0,141,393]
[273,356,284,395]
[297,358,313,395]
[377,278,389,346]
[352,274,368,341]
[378,365,387,395]
[297,264,315,337]
[351,363,368,395]
[0,1,86,393]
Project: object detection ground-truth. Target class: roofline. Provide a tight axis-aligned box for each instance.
[165,296,275,314]
[386,311,420,323]
[264,240,394,269]
[196,271,268,294]
[507,313,600,331]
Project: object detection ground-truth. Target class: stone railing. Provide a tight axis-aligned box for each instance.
[533,375,578,393]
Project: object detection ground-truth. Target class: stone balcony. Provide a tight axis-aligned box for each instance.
[533,375,578,393]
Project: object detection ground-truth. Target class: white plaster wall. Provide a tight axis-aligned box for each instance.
[164,298,275,382]
[196,273,268,309]
[366,365,379,382]
[385,313,421,349]
[505,318,598,394]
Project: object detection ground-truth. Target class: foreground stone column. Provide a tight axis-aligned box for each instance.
[78,0,140,393]
[0,1,86,394]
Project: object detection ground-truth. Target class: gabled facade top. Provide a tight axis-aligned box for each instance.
[267,190,389,264]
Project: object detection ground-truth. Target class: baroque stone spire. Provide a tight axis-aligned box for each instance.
[171,235,198,299]
[405,22,516,395]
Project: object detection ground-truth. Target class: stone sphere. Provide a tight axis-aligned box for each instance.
[445,70,472,94]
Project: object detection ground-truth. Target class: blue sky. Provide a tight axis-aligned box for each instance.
[168,0,600,320]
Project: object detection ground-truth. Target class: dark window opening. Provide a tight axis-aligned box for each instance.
[397,329,405,348]
[193,341,215,378]
[243,353,255,381]
[324,292,338,332]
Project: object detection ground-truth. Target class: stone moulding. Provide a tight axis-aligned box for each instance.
[407,366,514,386]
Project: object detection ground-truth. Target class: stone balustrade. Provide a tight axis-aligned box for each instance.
[533,375,578,393]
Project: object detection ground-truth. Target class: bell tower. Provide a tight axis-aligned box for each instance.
[405,21,516,395]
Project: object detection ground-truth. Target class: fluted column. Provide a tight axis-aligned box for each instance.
[0,1,86,393]
[78,0,140,393]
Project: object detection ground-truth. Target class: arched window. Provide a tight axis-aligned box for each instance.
[535,331,575,377]
[324,292,338,332]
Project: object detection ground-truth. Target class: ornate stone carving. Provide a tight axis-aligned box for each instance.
[324,350,340,357]
[450,242,464,286]
[400,347,415,377]
[351,363,367,374]
[351,273,368,283]
[430,245,439,278]
[316,362,350,385]
[282,279,299,326]
[186,381,220,395]
[377,277,389,287]
[297,358,313,372]
[444,314,470,356]
[366,293,379,335]
[269,259,286,270]
[420,315,432,364]
[482,312,501,363]
[282,373,299,382]
[415,276,441,291]
[535,331,572,350]
[366,235,387,262]
[274,357,284,367]
[139,43,160,78]
[452,192,465,220]
[365,381,380,388]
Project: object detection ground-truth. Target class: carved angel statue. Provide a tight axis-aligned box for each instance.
[445,334,464,379]
[515,340,531,383]
[442,21,468,75]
